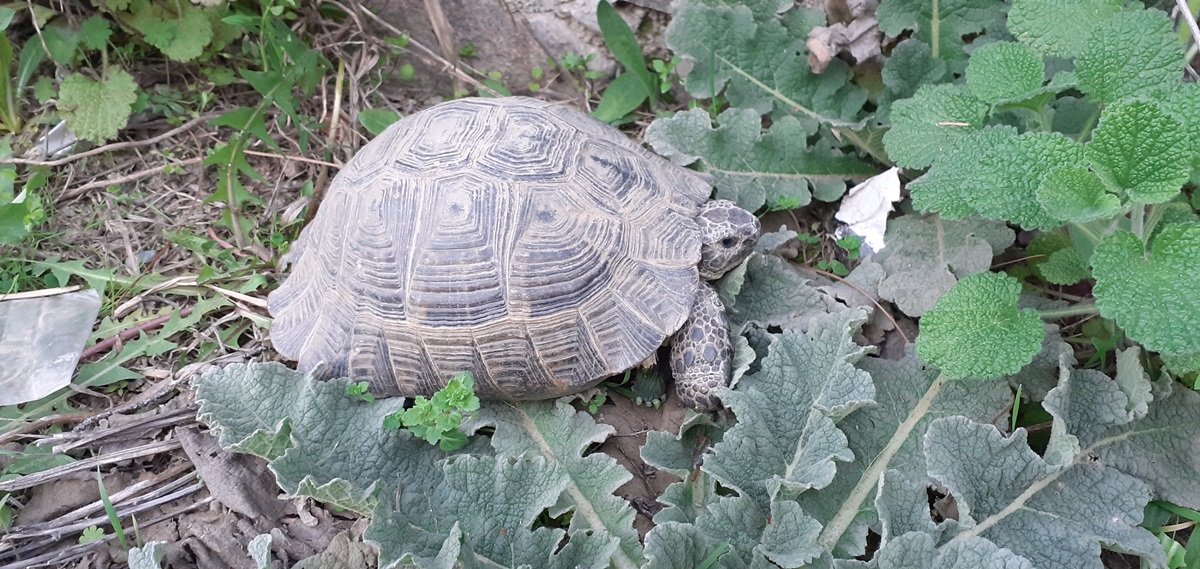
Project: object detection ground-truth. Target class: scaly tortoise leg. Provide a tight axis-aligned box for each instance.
[669,283,731,412]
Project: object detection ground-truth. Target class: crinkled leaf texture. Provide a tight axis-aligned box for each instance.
[874,215,1015,317]
[916,273,1045,378]
[194,364,628,568]
[665,0,866,118]
[1008,0,1123,57]
[646,108,875,211]
[1085,99,1188,204]
[876,0,1005,60]
[56,67,137,144]
[1075,8,1183,104]
[966,42,1044,104]
[196,251,1194,568]
[883,84,988,170]
[1091,225,1200,355]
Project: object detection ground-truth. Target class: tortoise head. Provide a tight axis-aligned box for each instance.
[696,199,760,280]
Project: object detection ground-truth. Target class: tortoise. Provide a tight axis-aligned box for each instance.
[267,97,760,411]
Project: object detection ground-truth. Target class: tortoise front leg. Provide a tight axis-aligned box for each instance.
[669,283,731,412]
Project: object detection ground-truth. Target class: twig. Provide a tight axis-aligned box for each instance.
[60,156,205,200]
[243,148,342,168]
[337,0,504,97]
[0,285,82,302]
[1177,0,1200,50]
[0,413,91,445]
[0,439,182,492]
[423,0,462,93]
[1,114,217,166]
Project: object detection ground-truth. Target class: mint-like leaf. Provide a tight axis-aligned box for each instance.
[1091,225,1200,355]
[966,42,1045,104]
[57,67,137,143]
[1076,8,1183,104]
[908,126,1017,219]
[1008,0,1124,57]
[1036,166,1121,222]
[883,84,988,169]
[976,131,1084,230]
[1085,99,1188,204]
[916,273,1044,378]
[1038,248,1090,286]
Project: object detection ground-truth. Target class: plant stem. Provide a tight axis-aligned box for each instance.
[1037,302,1098,320]
[817,372,949,551]
[1131,203,1145,240]
[1075,104,1103,143]
[1143,202,1169,241]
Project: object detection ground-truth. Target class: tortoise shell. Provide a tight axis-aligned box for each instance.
[267,97,712,399]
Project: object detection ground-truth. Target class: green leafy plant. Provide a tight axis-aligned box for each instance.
[78,525,106,544]
[593,0,659,122]
[882,1,1200,378]
[382,371,480,451]
[195,250,1200,568]
[346,381,375,403]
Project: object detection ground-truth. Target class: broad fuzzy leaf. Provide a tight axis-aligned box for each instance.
[794,351,1012,555]
[1008,0,1123,57]
[665,1,865,118]
[472,399,641,564]
[907,126,1018,219]
[872,532,1034,569]
[1091,225,1200,355]
[975,131,1085,230]
[646,108,875,211]
[875,215,1015,317]
[916,273,1045,378]
[1076,8,1183,104]
[370,455,619,569]
[883,84,988,169]
[56,67,137,143]
[705,310,874,511]
[194,363,421,512]
[966,42,1044,104]
[925,418,1165,569]
[1044,352,1200,518]
[1085,99,1189,204]
[194,363,628,568]
[1035,166,1121,222]
[717,253,846,332]
[876,0,1006,60]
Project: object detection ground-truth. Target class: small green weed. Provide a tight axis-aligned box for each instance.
[384,371,480,451]
[346,381,375,403]
[79,525,106,544]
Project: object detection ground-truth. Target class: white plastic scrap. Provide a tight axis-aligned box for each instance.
[0,288,101,405]
[834,167,901,255]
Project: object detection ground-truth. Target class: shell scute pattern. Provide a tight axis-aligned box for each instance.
[268,97,713,400]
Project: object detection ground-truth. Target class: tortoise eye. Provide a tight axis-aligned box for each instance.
[720,237,736,248]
